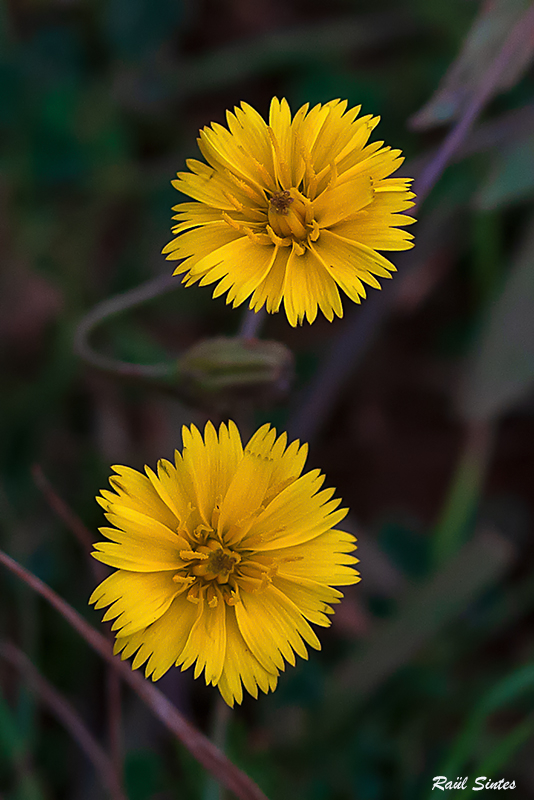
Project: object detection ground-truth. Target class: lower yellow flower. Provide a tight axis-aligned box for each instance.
[90,421,360,705]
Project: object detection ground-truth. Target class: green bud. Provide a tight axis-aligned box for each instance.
[177,337,293,408]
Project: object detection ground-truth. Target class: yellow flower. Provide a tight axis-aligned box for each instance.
[163,97,415,327]
[90,421,359,706]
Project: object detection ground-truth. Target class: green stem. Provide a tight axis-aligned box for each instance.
[74,274,179,381]
[238,307,267,339]
[204,697,233,800]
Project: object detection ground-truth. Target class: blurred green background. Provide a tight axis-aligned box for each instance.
[2,0,534,797]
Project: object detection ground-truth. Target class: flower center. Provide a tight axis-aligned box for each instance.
[181,538,241,585]
[267,187,315,243]
[173,521,278,607]
[269,190,293,214]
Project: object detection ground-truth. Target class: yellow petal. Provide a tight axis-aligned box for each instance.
[90,570,179,636]
[269,530,360,586]
[178,589,227,685]
[218,608,278,706]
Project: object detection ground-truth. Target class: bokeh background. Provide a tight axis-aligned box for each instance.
[2,0,534,797]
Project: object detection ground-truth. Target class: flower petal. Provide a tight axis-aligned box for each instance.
[218,608,278,706]
[178,590,228,685]
[90,570,179,636]
[116,593,200,681]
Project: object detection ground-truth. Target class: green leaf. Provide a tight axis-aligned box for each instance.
[456,718,532,799]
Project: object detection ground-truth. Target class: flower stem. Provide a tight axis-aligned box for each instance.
[74,274,179,380]
[412,3,534,207]
[204,697,233,800]
[238,307,267,339]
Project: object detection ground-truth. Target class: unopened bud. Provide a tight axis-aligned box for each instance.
[177,337,293,410]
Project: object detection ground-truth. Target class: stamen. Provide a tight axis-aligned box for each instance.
[187,584,201,604]
[180,549,208,561]
[309,220,320,241]
[223,168,264,202]
[206,585,218,607]
[267,127,291,187]
[266,225,292,247]
[223,191,244,212]
[269,190,293,215]
[211,495,223,529]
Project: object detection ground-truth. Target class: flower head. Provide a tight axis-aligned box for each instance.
[90,421,359,705]
[163,97,415,326]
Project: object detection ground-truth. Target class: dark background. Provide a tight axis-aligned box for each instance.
[2,0,534,798]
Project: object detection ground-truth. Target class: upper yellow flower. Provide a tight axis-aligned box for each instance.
[90,421,359,706]
[163,97,415,326]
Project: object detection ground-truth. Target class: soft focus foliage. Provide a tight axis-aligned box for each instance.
[2,0,534,798]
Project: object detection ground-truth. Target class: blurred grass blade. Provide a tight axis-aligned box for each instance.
[459,213,534,421]
[0,688,44,800]
[456,717,533,799]
[0,688,24,763]
[410,0,533,130]
[431,422,494,566]
[0,642,126,800]
[432,663,534,797]
[320,530,514,736]
[475,134,534,210]
[118,12,416,109]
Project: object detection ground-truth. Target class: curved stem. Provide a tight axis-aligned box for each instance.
[74,274,179,380]
[32,464,123,789]
[0,549,270,800]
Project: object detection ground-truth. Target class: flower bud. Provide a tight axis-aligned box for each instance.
[177,336,293,409]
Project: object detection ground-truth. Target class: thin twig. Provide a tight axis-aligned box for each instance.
[287,3,534,445]
[33,466,125,796]
[0,549,270,800]
[0,641,126,800]
[286,202,454,443]
[32,465,100,577]
[412,4,534,208]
